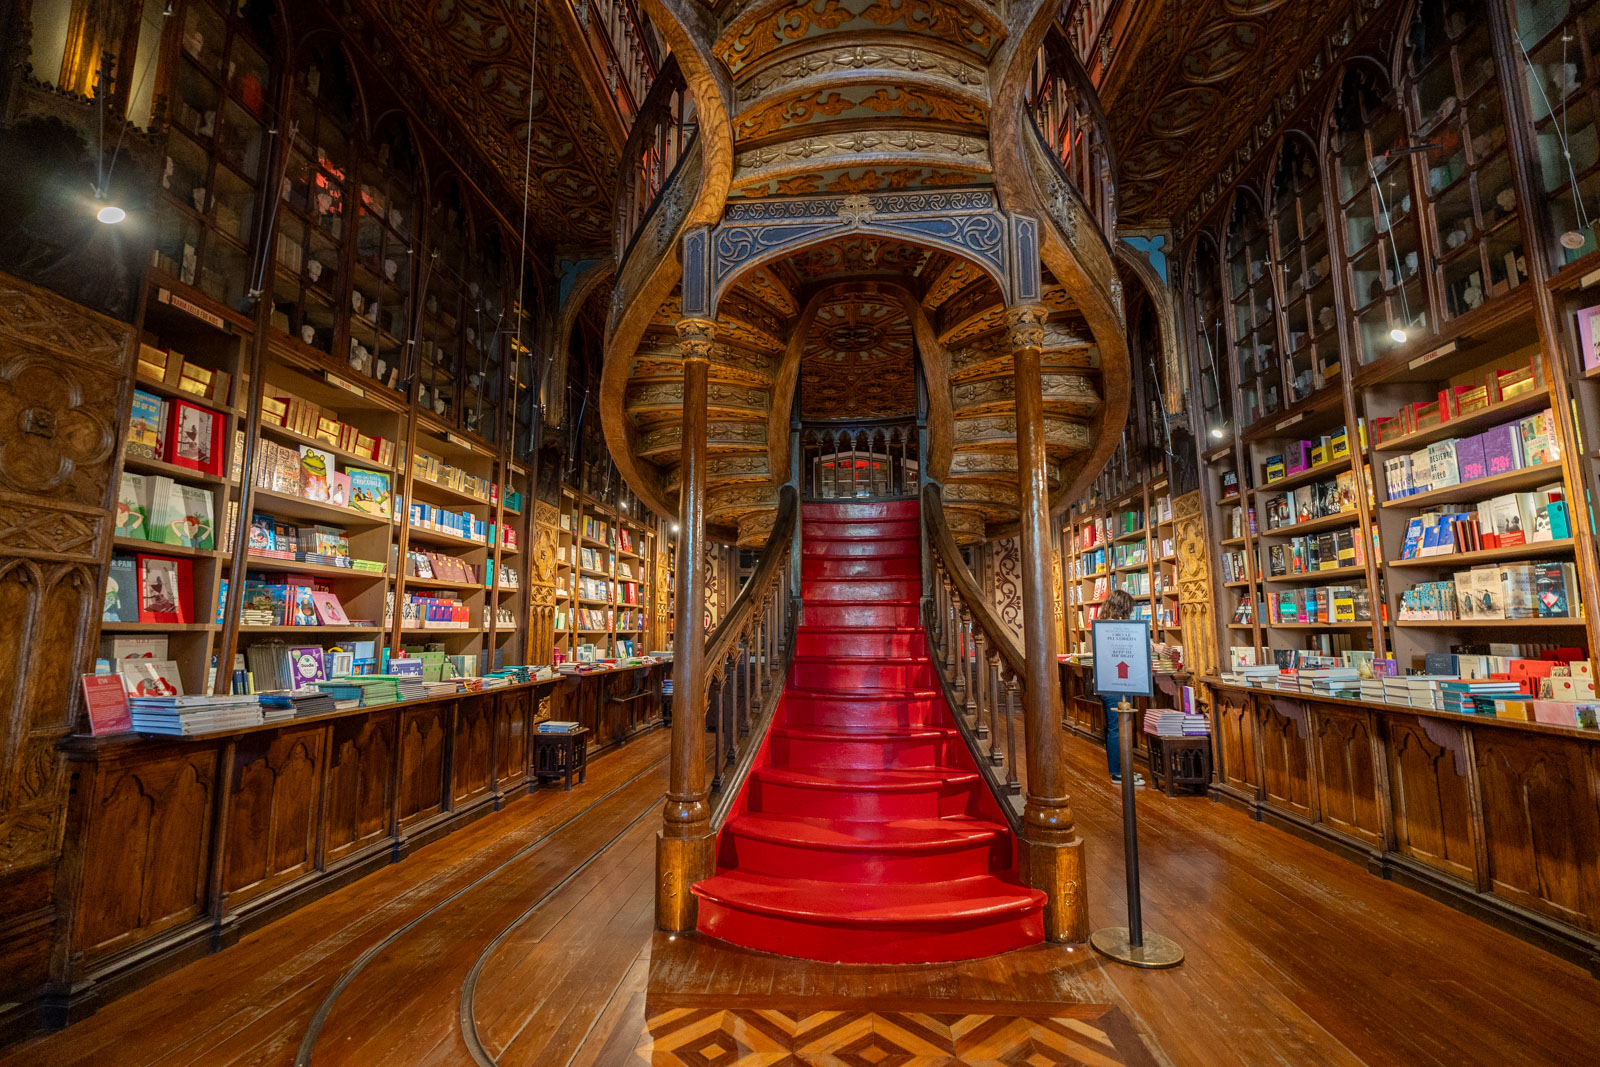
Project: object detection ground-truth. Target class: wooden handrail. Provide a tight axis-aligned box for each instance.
[1028,22,1118,246]
[613,55,697,266]
[922,481,1029,799]
[699,483,799,818]
[923,483,1024,678]
[707,484,796,668]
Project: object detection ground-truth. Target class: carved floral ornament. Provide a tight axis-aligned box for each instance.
[0,354,115,496]
[716,0,1006,77]
[734,44,987,104]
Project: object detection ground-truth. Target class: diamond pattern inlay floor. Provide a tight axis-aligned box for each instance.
[634,996,1158,1067]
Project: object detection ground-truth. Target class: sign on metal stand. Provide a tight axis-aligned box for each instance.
[1089,619,1184,969]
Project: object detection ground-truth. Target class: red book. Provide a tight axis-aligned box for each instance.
[80,674,132,736]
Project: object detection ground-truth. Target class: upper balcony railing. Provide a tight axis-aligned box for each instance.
[1026,23,1118,247]
[568,0,663,127]
[613,55,698,267]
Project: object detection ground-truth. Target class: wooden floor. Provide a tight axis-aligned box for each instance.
[8,725,1599,1066]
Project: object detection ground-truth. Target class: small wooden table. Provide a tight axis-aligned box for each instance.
[533,726,590,790]
[1145,733,1211,796]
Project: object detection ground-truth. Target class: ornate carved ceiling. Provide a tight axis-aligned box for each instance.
[717,0,1004,199]
[348,0,620,248]
[1099,0,1359,225]
[799,287,916,419]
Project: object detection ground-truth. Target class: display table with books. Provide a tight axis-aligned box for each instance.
[49,662,667,1021]
[1195,673,1600,977]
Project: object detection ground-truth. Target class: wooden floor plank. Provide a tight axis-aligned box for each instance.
[5,725,1598,1067]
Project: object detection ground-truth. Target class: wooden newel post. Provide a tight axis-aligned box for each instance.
[1007,303,1089,943]
[658,317,716,931]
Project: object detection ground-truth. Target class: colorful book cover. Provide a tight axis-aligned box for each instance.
[116,472,149,540]
[291,585,319,626]
[173,483,216,549]
[311,590,349,625]
[103,556,138,622]
[1490,495,1528,547]
[248,512,275,552]
[119,657,184,697]
[286,646,327,690]
[146,476,185,546]
[328,470,352,508]
[126,390,165,460]
[1479,422,1523,476]
[1454,433,1487,482]
[347,467,391,516]
[136,554,193,623]
[1426,440,1460,488]
[298,445,335,502]
[80,673,133,735]
[1577,304,1600,370]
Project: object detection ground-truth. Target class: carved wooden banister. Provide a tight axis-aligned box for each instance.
[704,483,799,825]
[613,54,698,267]
[921,482,1029,809]
[1027,23,1117,246]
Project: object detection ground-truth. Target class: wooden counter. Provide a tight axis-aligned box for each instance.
[45,664,667,1025]
[1196,676,1600,976]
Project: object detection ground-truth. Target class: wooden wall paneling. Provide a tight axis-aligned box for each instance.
[1212,686,1260,799]
[398,704,450,829]
[0,272,138,1007]
[1471,730,1600,932]
[1258,697,1313,818]
[495,689,530,799]
[221,726,325,907]
[1309,705,1384,848]
[323,712,397,867]
[452,694,495,809]
[68,748,217,964]
[1383,714,1476,884]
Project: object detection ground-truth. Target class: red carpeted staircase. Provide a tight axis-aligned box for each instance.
[692,498,1045,963]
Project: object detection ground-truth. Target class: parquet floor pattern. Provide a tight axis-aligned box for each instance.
[633,998,1156,1067]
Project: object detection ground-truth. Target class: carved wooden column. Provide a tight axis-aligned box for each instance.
[529,501,561,660]
[1171,491,1218,681]
[1007,303,1088,943]
[657,317,715,931]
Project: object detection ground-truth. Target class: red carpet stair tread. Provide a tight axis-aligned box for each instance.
[692,498,1045,963]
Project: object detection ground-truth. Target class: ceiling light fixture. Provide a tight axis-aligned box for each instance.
[1389,326,1408,344]
[95,202,126,224]
[671,523,680,533]
[1210,427,1226,440]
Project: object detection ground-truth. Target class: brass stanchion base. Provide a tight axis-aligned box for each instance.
[1089,926,1184,969]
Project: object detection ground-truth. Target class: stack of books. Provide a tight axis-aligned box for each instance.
[129,694,264,736]
[314,676,400,706]
[537,720,584,734]
[370,674,427,702]
[1439,679,1523,714]
[1300,667,1362,699]
[1142,708,1209,738]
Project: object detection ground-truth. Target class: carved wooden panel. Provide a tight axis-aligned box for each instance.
[496,690,529,791]
[1385,715,1475,883]
[74,750,215,960]
[452,698,494,806]
[223,727,324,903]
[1310,706,1383,847]
[323,714,396,865]
[399,705,449,827]
[0,271,134,884]
[1213,688,1259,795]
[1473,731,1600,931]
[1171,491,1217,680]
[1258,698,1312,817]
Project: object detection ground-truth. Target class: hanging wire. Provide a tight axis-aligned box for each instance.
[1517,29,1592,234]
[1368,157,1415,333]
[508,0,544,462]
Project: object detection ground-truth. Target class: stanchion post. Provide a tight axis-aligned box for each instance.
[1089,618,1183,969]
